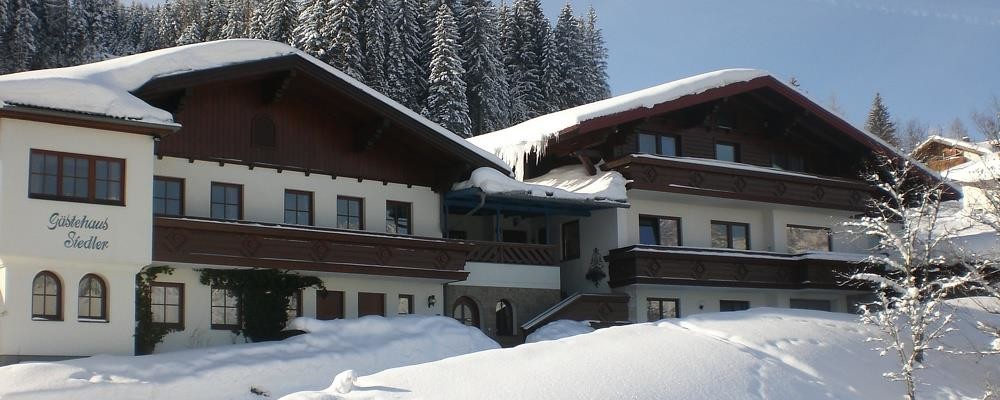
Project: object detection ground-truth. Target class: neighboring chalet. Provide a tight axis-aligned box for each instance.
[469,69,959,332]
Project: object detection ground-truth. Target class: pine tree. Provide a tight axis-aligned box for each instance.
[359,0,389,91]
[388,0,426,110]
[176,13,203,45]
[200,0,228,41]
[865,93,900,148]
[322,0,365,80]
[546,3,585,110]
[8,0,38,72]
[251,0,297,43]
[35,0,69,67]
[580,6,609,102]
[221,0,249,38]
[0,0,12,73]
[291,0,327,58]
[497,1,525,123]
[459,0,509,135]
[423,2,470,136]
[510,0,548,119]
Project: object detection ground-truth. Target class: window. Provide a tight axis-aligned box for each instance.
[715,142,739,162]
[771,152,805,172]
[385,201,411,234]
[284,190,313,225]
[790,299,832,312]
[786,225,832,253]
[31,271,62,321]
[153,176,184,216]
[78,274,107,321]
[398,294,414,315]
[637,132,679,156]
[647,298,679,321]
[638,216,681,246]
[149,282,183,329]
[358,292,386,317]
[561,220,580,260]
[720,300,750,312]
[337,196,364,230]
[29,149,125,205]
[711,221,750,250]
[495,300,514,336]
[210,182,242,220]
[452,296,480,327]
[210,287,240,330]
[286,290,302,319]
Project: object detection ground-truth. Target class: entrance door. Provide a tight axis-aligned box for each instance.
[358,292,386,316]
[316,290,345,320]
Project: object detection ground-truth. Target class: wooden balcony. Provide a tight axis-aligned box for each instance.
[603,154,874,211]
[153,217,473,280]
[605,245,867,290]
[466,240,559,266]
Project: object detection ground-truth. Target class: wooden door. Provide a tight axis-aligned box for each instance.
[316,290,345,320]
[358,292,386,317]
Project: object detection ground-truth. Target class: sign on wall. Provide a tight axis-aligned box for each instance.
[48,213,110,250]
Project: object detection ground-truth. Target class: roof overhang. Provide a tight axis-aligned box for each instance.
[0,104,178,138]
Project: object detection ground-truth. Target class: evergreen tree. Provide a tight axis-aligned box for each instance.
[546,3,585,110]
[459,0,507,134]
[865,92,900,148]
[201,0,228,41]
[322,0,364,80]
[0,0,11,72]
[382,22,409,103]
[64,1,95,63]
[510,0,547,119]
[36,0,69,67]
[176,12,203,45]
[8,0,38,72]
[423,2,470,136]
[156,2,182,49]
[580,6,609,102]
[497,1,525,123]
[388,0,426,110]
[291,0,327,58]
[221,0,249,38]
[359,0,389,91]
[251,0,296,43]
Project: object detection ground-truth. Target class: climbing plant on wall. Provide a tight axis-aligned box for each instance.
[135,265,176,355]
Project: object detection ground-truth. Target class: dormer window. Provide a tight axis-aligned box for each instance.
[638,132,679,156]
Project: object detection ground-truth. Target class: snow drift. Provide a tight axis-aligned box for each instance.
[290,298,1000,400]
[524,320,594,343]
[0,316,498,400]
[453,164,629,204]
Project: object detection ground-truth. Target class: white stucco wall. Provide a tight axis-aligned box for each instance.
[155,157,443,237]
[0,117,155,359]
[451,262,560,290]
[153,264,446,353]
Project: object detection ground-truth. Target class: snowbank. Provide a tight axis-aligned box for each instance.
[524,320,594,343]
[452,165,629,204]
[0,316,498,400]
[468,69,767,175]
[0,39,509,173]
[301,299,1000,400]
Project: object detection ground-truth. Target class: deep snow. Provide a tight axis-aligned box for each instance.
[452,164,629,204]
[0,316,498,400]
[524,320,594,343]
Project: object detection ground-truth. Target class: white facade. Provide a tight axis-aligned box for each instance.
[0,117,156,361]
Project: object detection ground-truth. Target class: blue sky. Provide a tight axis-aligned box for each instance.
[540,0,1000,137]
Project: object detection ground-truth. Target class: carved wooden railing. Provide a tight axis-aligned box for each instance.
[466,240,559,266]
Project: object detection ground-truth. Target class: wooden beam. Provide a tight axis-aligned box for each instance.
[576,152,597,176]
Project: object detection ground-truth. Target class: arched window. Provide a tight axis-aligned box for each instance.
[78,274,107,321]
[495,299,514,336]
[32,271,62,321]
[452,296,479,327]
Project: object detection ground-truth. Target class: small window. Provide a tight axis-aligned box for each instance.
[398,294,414,315]
[251,114,276,147]
[31,271,62,321]
[638,216,681,246]
[150,282,183,329]
[78,274,107,321]
[790,299,832,312]
[495,300,514,336]
[715,142,739,162]
[720,300,750,312]
[286,290,303,319]
[211,182,243,220]
[337,196,364,230]
[29,149,125,205]
[561,220,580,260]
[153,176,184,216]
[711,221,749,250]
[637,132,679,156]
[284,190,313,225]
[787,225,832,253]
[452,296,479,327]
[385,201,411,234]
[647,298,679,321]
[771,153,806,172]
[210,287,240,330]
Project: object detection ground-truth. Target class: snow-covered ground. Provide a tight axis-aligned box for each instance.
[4,300,998,400]
[288,298,1000,400]
[524,320,594,343]
[0,316,498,400]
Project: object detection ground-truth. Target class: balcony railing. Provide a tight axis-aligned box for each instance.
[153,216,473,280]
[466,240,559,266]
[603,154,873,211]
[605,245,868,289]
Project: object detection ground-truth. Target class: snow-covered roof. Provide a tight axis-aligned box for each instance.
[0,39,510,173]
[469,68,768,173]
[452,164,629,205]
[913,135,994,157]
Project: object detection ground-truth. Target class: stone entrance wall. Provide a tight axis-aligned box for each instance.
[444,285,561,346]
